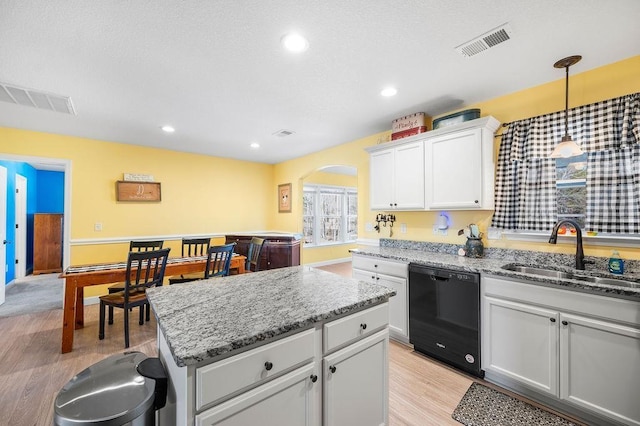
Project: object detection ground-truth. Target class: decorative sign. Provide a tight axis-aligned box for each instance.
[123,173,155,182]
[116,181,161,202]
[278,183,292,213]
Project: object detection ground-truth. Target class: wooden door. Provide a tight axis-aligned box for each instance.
[33,213,63,274]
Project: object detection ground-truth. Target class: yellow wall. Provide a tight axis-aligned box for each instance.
[0,128,272,296]
[273,55,640,260]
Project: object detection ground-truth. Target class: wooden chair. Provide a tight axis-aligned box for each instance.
[205,243,236,278]
[99,248,170,348]
[246,237,266,272]
[107,240,164,323]
[168,238,211,284]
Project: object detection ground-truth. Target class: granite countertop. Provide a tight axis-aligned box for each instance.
[351,242,640,302]
[146,266,395,367]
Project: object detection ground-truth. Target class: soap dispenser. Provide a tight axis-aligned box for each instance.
[608,250,625,275]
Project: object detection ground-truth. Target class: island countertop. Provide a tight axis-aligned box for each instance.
[147,266,395,367]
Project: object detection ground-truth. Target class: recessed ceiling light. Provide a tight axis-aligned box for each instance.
[161,125,175,133]
[281,33,309,53]
[380,87,397,97]
[250,142,260,149]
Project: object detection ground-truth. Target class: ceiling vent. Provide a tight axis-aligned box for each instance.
[455,23,513,58]
[0,82,76,115]
[272,129,295,137]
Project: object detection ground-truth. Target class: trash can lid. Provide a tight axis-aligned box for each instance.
[54,351,156,426]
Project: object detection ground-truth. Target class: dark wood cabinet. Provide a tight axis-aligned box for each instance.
[33,213,63,274]
[225,234,301,271]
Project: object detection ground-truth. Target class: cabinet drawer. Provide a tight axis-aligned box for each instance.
[351,255,408,278]
[323,303,389,353]
[196,328,316,410]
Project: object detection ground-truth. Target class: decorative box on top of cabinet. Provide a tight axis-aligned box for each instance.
[225,234,301,271]
[33,213,63,274]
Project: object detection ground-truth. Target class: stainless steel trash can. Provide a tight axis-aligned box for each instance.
[54,351,167,426]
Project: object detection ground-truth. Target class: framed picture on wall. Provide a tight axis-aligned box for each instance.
[278,183,292,213]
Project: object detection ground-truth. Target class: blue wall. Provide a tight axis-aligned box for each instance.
[0,161,64,284]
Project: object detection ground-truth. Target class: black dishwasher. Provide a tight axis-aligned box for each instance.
[408,263,482,377]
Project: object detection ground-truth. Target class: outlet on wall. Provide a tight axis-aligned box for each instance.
[94,222,103,232]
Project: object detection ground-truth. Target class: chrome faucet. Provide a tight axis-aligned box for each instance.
[548,219,587,270]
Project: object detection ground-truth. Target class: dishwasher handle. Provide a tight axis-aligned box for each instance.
[409,263,479,284]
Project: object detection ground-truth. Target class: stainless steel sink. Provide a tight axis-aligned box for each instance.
[501,263,640,289]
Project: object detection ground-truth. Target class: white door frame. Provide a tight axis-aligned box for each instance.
[1,165,7,305]
[15,174,27,279]
[0,154,71,278]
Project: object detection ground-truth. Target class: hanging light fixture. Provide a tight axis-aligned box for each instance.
[549,55,584,158]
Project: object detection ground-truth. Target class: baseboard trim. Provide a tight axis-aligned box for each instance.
[84,296,100,306]
[306,257,352,268]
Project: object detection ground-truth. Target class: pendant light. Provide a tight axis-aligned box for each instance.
[549,55,584,158]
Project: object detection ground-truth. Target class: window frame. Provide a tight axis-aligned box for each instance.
[302,183,357,247]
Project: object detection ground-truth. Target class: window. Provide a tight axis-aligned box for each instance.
[303,185,357,246]
[555,153,587,229]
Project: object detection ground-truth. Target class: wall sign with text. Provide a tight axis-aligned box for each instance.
[116,181,161,202]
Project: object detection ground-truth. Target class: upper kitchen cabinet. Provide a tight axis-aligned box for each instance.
[367,139,425,210]
[425,116,500,210]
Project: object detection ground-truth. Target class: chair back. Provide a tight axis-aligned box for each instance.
[129,240,164,252]
[205,243,236,278]
[124,248,171,300]
[246,237,266,272]
[181,238,211,257]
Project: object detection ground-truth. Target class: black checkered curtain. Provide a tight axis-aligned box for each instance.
[491,119,558,230]
[584,94,640,233]
[492,92,640,233]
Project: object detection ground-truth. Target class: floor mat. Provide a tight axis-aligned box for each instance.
[452,382,579,426]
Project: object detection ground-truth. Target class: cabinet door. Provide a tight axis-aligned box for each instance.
[376,273,408,340]
[370,149,394,210]
[426,129,483,209]
[482,296,559,396]
[560,314,640,425]
[196,364,319,426]
[323,329,388,426]
[393,141,425,209]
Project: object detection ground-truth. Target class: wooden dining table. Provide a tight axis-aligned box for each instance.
[59,254,246,353]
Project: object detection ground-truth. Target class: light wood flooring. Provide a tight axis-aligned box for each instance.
[0,263,585,425]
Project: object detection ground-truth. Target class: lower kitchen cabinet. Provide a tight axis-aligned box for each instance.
[482,275,640,426]
[323,330,388,426]
[482,297,559,396]
[560,313,640,425]
[158,303,390,426]
[352,254,408,343]
[195,364,317,426]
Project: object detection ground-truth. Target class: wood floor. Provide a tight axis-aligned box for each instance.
[0,262,586,425]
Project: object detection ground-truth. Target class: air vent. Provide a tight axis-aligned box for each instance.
[272,129,295,137]
[0,82,76,115]
[455,23,513,58]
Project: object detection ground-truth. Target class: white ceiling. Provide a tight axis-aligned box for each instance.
[1,0,639,164]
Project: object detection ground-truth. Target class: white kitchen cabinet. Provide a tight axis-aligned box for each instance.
[159,303,390,426]
[352,254,409,343]
[559,313,640,426]
[195,364,317,426]
[482,296,559,396]
[368,140,425,210]
[323,329,389,426]
[482,275,640,426]
[425,116,499,210]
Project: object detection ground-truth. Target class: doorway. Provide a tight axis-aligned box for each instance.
[0,154,71,285]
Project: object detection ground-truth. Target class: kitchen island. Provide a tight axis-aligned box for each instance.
[147,266,396,425]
